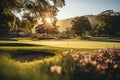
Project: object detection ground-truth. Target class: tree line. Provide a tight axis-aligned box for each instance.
[34,10,120,39]
[71,10,120,37]
[0,0,119,38]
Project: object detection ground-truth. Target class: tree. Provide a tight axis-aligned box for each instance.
[71,16,92,36]
[0,0,22,36]
[35,23,59,35]
[0,0,65,36]
[96,10,120,36]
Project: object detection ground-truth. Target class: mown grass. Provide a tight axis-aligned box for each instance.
[1,37,120,49]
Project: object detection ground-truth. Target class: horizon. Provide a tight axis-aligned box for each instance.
[57,0,120,20]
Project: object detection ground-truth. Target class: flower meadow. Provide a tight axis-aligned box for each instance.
[0,47,120,80]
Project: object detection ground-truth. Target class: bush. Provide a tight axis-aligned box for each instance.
[61,47,120,80]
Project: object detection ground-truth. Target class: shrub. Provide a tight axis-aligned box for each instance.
[61,47,120,80]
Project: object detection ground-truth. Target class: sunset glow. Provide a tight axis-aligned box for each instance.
[45,18,52,23]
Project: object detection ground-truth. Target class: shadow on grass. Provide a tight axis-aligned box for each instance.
[0,37,18,41]
[81,37,120,43]
[0,43,42,47]
[31,37,56,41]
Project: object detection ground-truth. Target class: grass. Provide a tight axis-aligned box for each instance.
[0,37,120,80]
[0,37,120,49]
[36,39,120,49]
[0,37,120,58]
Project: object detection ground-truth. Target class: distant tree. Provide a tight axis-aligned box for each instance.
[71,16,92,36]
[96,10,120,36]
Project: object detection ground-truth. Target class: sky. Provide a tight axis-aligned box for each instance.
[56,0,120,20]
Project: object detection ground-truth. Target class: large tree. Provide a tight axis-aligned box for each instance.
[96,10,120,36]
[71,16,92,36]
[0,0,65,36]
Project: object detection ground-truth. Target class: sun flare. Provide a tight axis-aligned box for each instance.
[46,18,52,23]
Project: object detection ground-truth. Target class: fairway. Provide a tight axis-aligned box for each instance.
[0,38,120,49]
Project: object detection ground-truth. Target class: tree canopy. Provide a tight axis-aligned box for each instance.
[0,0,65,36]
[71,16,92,36]
[96,10,120,36]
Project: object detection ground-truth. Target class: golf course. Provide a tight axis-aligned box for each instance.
[0,0,120,80]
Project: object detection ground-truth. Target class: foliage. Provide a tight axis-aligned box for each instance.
[71,16,92,36]
[0,0,22,36]
[0,11,16,36]
[95,10,120,36]
[61,47,120,80]
[35,23,59,34]
[0,0,65,36]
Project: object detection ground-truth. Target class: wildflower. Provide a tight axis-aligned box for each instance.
[84,58,89,63]
[113,64,118,69]
[50,65,62,74]
[96,64,101,70]
[101,64,108,70]
[79,59,83,63]
[81,62,86,66]
[109,59,113,63]
[76,51,81,55]
[73,57,79,61]
[98,49,103,53]
[105,59,110,64]
[62,51,69,56]
[88,55,92,62]
[91,61,97,65]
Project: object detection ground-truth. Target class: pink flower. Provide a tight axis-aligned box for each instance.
[81,62,86,66]
[105,59,110,63]
[96,64,101,70]
[73,57,79,61]
[101,64,108,70]
[91,61,97,65]
[113,64,118,69]
[84,58,89,63]
[50,65,62,74]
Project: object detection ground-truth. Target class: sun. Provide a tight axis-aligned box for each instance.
[45,18,52,23]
